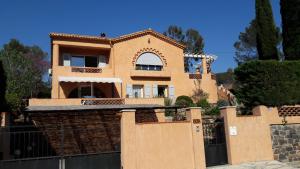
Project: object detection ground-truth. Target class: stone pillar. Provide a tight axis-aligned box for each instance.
[220,106,236,165]
[51,44,59,98]
[155,109,165,122]
[187,107,206,169]
[53,44,59,67]
[121,109,136,169]
[201,56,207,74]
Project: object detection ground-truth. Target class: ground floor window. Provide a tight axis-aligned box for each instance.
[68,85,106,98]
[158,85,168,98]
[132,85,144,98]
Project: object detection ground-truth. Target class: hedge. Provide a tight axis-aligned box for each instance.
[234,60,300,108]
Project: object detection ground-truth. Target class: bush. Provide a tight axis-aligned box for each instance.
[196,99,210,109]
[175,95,194,107]
[217,100,230,107]
[234,60,300,108]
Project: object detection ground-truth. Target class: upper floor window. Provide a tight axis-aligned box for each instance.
[135,52,163,71]
[63,54,107,68]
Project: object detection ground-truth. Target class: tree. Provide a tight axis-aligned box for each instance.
[234,19,282,65]
[0,60,7,112]
[234,60,300,110]
[234,20,258,65]
[163,25,204,72]
[255,0,279,60]
[0,39,49,112]
[280,0,300,60]
[163,25,185,44]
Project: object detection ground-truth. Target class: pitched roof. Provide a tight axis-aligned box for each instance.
[112,29,185,49]
[49,29,185,49]
[49,32,110,42]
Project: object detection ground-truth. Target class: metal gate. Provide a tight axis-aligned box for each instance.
[0,120,121,169]
[0,153,121,169]
[202,117,228,167]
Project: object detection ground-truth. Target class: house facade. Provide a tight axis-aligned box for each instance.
[29,29,218,106]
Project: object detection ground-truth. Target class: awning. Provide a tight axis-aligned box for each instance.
[58,76,122,83]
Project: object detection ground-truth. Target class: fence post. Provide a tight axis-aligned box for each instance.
[59,122,65,169]
[120,109,136,169]
[187,107,206,169]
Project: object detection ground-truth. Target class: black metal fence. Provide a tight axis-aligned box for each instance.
[0,122,121,169]
[202,118,228,167]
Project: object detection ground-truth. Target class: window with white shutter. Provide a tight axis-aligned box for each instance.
[63,54,71,66]
[169,85,175,98]
[145,84,151,98]
[152,84,158,97]
[126,84,133,98]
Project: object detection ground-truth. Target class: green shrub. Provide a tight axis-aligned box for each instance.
[175,95,194,107]
[234,60,300,108]
[206,107,220,115]
[217,100,230,107]
[196,99,210,109]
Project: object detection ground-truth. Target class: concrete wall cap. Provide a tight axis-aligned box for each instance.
[219,106,237,110]
[120,109,136,112]
[189,107,202,110]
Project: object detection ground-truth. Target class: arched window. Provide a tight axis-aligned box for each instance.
[135,52,163,71]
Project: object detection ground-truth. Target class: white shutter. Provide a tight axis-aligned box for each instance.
[63,54,71,66]
[145,84,151,98]
[152,84,158,97]
[126,84,133,98]
[169,85,175,98]
[98,55,107,67]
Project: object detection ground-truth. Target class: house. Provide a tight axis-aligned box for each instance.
[28,29,218,107]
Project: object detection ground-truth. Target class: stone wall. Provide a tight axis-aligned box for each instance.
[270,124,300,162]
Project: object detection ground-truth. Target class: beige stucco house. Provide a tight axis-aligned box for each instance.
[29,29,218,106]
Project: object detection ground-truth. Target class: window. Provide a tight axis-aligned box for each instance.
[135,52,163,71]
[132,85,144,98]
[64,54,106,68]
[85,56,98,67]
[158,85,168,98]
[71,56,85,67]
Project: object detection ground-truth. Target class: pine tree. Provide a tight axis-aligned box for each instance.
[0,60,7,112]
[281,0,300,60]
[255,0,279,60]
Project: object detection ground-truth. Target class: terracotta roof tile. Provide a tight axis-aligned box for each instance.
[50,29,185,49]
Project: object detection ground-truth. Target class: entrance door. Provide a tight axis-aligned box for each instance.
[202,118,228,167]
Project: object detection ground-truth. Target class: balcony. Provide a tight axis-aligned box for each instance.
[28,98,165,106]
[55,66,114,77]
[130,70,171,78]
[71,66,102,73]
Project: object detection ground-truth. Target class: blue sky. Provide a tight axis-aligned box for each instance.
[0,0,281,73]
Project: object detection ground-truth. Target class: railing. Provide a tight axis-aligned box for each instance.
[29,98,165,106]
[189,74,202,79]
[81,98,125,105]
[278,106,300,117]
[71,67,102,73]
[0,123,120,160]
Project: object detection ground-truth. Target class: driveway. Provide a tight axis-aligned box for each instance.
[207,161,298,169]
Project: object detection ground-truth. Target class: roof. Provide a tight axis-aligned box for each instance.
[112,29,185,49]
[50,29,185,49]
[26,104,180,112]
[49,32,110,42]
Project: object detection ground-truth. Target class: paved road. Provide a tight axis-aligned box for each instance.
[207,161,299,169]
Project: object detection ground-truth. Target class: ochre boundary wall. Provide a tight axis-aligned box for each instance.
[120,108,206,169]
[220,106,300,165]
